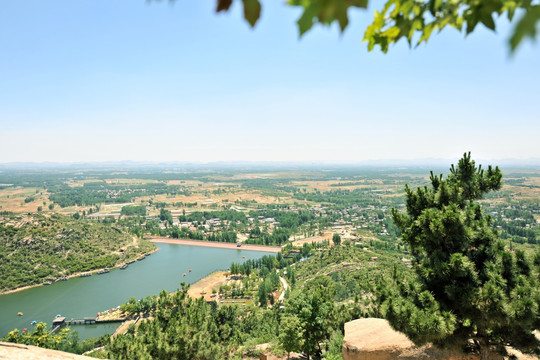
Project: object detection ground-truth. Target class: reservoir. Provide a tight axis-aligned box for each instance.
[0,243,274,339]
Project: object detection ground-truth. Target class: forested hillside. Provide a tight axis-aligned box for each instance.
[90,245,412,359]
[0,213,155,292]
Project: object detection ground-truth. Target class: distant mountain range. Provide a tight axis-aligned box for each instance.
[0,158,539,171]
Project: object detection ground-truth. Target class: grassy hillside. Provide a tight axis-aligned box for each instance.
[0,213,155,292]
[292,245,413,307]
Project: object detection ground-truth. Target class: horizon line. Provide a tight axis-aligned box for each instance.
[1,157,540,168]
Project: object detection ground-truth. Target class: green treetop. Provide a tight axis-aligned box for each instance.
[332,233,341,246]
[384,152,539,359]
[279,314,304,359]
[286,291,332,360]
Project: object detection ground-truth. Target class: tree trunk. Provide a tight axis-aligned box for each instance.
[479,345,490,360]
[478,336,492,360]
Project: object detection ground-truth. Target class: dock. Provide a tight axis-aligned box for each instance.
[50,315,125,333]
[65,317,97,325]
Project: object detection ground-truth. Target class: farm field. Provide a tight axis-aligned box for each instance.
[1,166,538,251]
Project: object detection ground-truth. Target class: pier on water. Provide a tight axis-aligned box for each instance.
[51,316,125,334]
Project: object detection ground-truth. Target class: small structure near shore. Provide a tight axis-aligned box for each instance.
[52,317,66,326]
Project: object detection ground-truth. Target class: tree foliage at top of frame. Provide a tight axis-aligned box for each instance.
[210,0,539,52]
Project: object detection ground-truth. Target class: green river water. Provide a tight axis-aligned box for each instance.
[0,243,273,339]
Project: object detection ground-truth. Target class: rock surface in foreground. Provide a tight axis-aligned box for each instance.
[0,342,96,360]
[342,318,489,360]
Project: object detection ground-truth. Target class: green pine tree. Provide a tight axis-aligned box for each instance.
[384,152,539,359]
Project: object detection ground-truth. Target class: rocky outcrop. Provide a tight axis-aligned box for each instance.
[343,318,414,360]
[342,318,497,360]
[0,342,96,359]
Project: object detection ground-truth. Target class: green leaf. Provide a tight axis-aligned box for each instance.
[510,5,540,51]
[297,5,318,36]
[409,19,422,38]
[419,22,435,43]
[216,0,233,12]
[350,0,369,9]
[373,10,385,28]
[505,1,517,21]
[383,26,401,38]
[479,12,496,31]
[242,0,261,27]
[334,1,350,32]
[429,0,443,15]
[453,16,464,31]
[465,17,479,34]
[292,0,369,36]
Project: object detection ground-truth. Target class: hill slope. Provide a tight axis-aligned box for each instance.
[0,213,155,292]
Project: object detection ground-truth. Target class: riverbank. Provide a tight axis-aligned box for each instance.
[148,237,282,253]
[0,248,159,296]
[103,271,229,321]
[1,239,274,296]
[1,243,270,340]
[187,270,228,301]
[110,270,229,337]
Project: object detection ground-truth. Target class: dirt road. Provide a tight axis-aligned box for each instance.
[148,237,282,253]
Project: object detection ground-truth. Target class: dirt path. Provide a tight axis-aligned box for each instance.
[291,232,331,247]
[148,237,282,253]
[278,277,288,302]
[112,317,139,338]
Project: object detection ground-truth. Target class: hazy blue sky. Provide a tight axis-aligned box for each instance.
[0,1,539,163]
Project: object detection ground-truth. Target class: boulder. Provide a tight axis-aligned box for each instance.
[342,318,495,360]
[0,342,96,360]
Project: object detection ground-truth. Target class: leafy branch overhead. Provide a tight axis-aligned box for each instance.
[214,0,540,52]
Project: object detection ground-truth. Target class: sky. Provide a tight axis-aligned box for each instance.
[0,1,539,164]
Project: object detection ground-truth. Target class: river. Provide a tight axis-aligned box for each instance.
[0,243,273,339]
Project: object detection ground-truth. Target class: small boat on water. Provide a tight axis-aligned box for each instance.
[43,281,53,285]
[17,312,23,316]
[183,273,186,277]
[137,256,146,261]
[120,264,128,270]
[79,273,91,277]
[188,269,192,272]
[97,268,110,274]
[31,320,37,325]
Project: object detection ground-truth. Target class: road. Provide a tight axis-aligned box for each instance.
[148,237,282,253]
[278,277,289,302]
